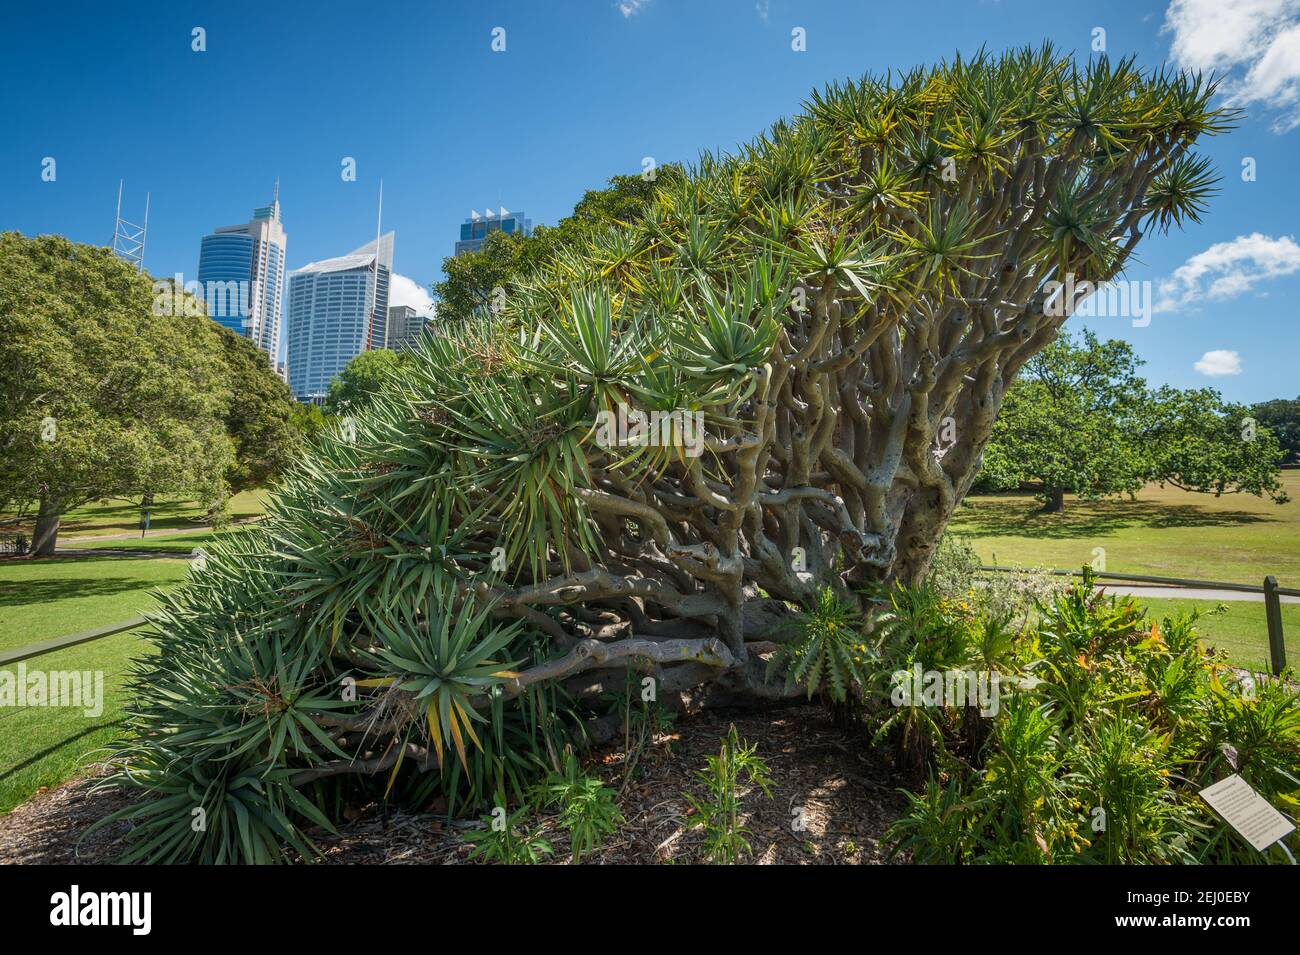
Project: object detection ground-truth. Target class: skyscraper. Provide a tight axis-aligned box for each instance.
[285,233,394,403]
[386,303,434,352]
[197,193,287,363]
[455,207,531,255]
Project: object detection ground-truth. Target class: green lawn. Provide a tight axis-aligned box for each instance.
[949,471,1300,589]
[0,629,156,813]
[0,554,190,653]
[1,488,269,542]
[1137,597,1300,674]
[73,526,255,554]
[0,506,271,813]
[0,553,193,812]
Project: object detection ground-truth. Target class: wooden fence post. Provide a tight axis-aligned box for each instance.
[1264,575,1286,677]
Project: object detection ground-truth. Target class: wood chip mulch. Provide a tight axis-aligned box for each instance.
[0,703,909,865]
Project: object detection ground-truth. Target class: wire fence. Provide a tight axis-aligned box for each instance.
[0,618,149,786]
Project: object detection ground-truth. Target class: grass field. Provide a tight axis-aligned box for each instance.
[0,554,190,653]
[0,629,156,813]
[0,554,191,812]
[1,489,269,543]
[72,527,256,554]
[0,495,264,813]
[1136,597,1300,673]
[949,471,1300,588]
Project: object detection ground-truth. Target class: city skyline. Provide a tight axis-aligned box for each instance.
[4,1,1299,403]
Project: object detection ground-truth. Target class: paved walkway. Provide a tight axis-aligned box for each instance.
[1100,584,1300,604]
[59,525,215,546]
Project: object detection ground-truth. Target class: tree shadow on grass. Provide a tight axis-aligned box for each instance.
[950,495,1271,540]
[0,721,124,783]
[0,554,173,609]
[0,576,156,609]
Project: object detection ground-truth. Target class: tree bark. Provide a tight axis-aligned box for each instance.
[1042,488,1065,513]
[32,495,61,556]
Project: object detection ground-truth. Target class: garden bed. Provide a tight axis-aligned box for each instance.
[0,704,907,865]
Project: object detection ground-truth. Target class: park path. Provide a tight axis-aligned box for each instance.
[1098,584,1299,604]
[57,516,264,550]
[58,525,216,546]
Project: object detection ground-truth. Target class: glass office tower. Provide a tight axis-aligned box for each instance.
[386,303,434,352]
[285,233,394,403]
[454,208,532,255]
[197,197,287,364]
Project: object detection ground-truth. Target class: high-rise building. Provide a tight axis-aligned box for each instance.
[386,304,434,352]
[285,233,394,403]
[197,194,287,363]
[455,207,531,255]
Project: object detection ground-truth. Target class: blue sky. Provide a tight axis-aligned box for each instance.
[2,0,1297,403]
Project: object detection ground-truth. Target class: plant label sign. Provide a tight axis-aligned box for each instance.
[1199,774,1294,852]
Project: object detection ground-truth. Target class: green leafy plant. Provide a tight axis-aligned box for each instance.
[767,586,869,702]
[685,725,774,864]
[885,776,975,864]
[356,580,522,775]
[464,802,554,865]
[536,752,624,863]
[879,579,1300,865]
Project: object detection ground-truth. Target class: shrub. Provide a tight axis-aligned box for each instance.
[537,753,624,863]
[766,586,870,703]
[881,578,1300,864]
[464,802,555,865]
[928,532,1068,630]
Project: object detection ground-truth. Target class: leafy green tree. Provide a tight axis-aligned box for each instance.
[212,326,303,495]
[0,233,235,554]
[288,401,331,442]
[979,332,1150,511]
[323,348,410,416]
[980,331,1286,509]
[433,166,685,321]
[434,231,529,321]
[1144,386,1287,500]
[106,50,1238,862]
[1251,396,1300,464]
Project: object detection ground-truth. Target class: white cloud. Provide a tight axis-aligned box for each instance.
[1154,232,1300,312]
[617,0,651,17]
[1163,0,1300,132]
[756,0,771,22]
[1194,349,1243,376]
[388,273,435,317]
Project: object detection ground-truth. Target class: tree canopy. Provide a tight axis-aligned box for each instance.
[978,330,1286,510]
[1251,395,1300,465]
[213,325,304,497]
[0,233,235,553]
[323,348,411,416]
[433,166,686,321]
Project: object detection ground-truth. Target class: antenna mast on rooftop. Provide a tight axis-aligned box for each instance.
[367,179,385,350]
[111,180,149,270]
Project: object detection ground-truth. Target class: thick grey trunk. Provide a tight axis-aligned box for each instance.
[32,496,61,556]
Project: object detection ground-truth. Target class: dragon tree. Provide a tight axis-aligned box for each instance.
[105,48,1233,862]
